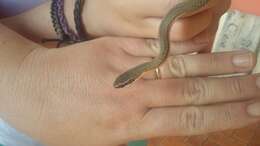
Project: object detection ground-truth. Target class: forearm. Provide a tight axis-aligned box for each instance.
[0,23,125,146]
[0,22,43,116]
[0,0,79,43]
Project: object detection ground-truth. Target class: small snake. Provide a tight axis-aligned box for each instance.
[113,0,210,88]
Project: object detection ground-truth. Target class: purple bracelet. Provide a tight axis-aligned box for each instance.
[42,0,87,47]
[57,0,79,41]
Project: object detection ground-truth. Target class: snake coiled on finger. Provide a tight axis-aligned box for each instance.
[114,0,210,88]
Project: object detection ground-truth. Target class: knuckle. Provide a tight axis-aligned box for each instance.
[224,105,233,122]
[229,78,244,96]
[170,56,188,77]
[180,107,206,133]
[209,54,221,70]
[146,39,160,54]
[183,78,209,105]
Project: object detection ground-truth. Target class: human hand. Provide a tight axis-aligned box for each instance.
[2,37,259,146]
[83,0,230,44]
[1,0,229,50]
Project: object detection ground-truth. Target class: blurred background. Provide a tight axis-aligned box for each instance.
[231,0,260,15]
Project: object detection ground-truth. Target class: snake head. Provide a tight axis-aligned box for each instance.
[113,69,142,88]
[113,75,137,88]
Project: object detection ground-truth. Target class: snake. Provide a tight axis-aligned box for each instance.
[113,0,210,88]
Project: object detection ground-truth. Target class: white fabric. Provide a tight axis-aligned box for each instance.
[0,119,42,146]
[213,10,260,73]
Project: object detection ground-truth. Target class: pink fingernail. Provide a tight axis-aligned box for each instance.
[248,102,260,117]
[232,51,253,68]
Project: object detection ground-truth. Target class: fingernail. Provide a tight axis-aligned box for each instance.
[247,102,260,116]
[232,51,253,68]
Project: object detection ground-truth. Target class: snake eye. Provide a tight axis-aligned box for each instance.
[113,77,136,88]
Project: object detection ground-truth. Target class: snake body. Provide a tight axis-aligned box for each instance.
[114,0,210,88]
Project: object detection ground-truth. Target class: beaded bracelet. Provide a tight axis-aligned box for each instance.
[74,0,87,41]
[42,0,87,47]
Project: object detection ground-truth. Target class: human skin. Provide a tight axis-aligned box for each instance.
[2,0,229,50]
[232,0,260,15]
[1,0,260,146]
[0,22,260,146]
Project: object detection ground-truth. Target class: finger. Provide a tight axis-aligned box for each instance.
[103,37,205,74]
[143,9,213,41]
[143,50,256,79]
[121,36,210,58]
[136,100,260,138]
[138,74,260,107]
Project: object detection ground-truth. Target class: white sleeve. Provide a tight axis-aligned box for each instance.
[0,119,42,146]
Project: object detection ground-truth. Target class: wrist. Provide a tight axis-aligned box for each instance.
[64,0,78,33]
[0,47,46,115]
[50,0,88,43]
[0,24,41,114]
[0,48,56,145]
[64,0,91,38]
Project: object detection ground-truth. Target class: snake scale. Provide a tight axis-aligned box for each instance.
[114,0,210,88]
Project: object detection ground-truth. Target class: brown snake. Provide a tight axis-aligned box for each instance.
[114,0,210,88]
